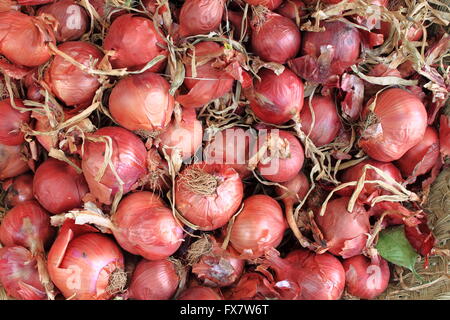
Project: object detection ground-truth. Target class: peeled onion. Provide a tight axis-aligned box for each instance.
[179,0,225,37]
[0,99,30,146]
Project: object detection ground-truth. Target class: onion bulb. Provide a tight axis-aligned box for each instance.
[4,173,34,207]
[242,0,282,10]
[179,0,225,37]
[276,0,305,22]
[0,99,30,146]
[0,143,29,180]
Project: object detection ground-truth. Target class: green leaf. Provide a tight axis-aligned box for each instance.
[376,225,420,273]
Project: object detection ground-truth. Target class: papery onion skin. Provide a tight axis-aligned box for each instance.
[257,130,304,183]
[175,164,244,231]
[0,99,30,146]
[109,71,174,134]
[276,0,305,22]
[300,95,341,147]
[0,200,54,252]
[179,0,225,37]
[4,173,34,207]
[342,255,390,300]
[243,0,282,10]
[247,68,304,125]
[315,197,370,258]
[0,246,46,300]
[0,11,56,67]
[251,11,300,64]
[37,0,89,42]
[229,195,286,259]
[224,272,280,300]
[45,41,103,107]
[359,88,427,162]
[33,158,89,215]
[275,171,309,203]
[178,286,223,300]
[128,259,179,300]
[47,220,125,300]
[157,108,203,160]
[112,191,184,260]
[144,148,171,193]
[396,126,440,177]
[103,14,167,72]
[81,127,147,205]
[0,143,29,180]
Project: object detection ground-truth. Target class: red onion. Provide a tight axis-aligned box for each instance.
[109,71,174,134]
[396,126,440,178]
[0,99,30,146]
[255,129,304,183]
[128,259,180,300]
[251,11,300,64]
[0,246,46,300]
[33,158,89,215]
[0,143,29,180]
[178,286,223,300]
[103,14,167,72]
[224,272,280,300]
[359,88,427,162]
[175,164,244,231]
[243,0,282,10]
[229,194,286,258]
[300,95,341,147]
[179,0,225,37]
[4,173,34,207]
[0,200,54,253]
[315,197,370,258]
[0,11,56,67]
[276,0,305,22]
[37,0,89,42]
[47,219,125,300]
[45,41,103,107]
[246,68,304,125]
[144,148,171,193]
[343,254,390,300]
[81,127,147,205]
[157,107,203,160]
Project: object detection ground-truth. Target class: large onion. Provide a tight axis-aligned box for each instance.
[0,143,29,180]
[109,71,174,134]
[0,99,30,146]
[359,88,427,162]
[179,0,225,37]
[175,164,244,231]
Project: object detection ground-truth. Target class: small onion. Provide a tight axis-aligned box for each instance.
[175,164,244,231]
[251,11,301,64]
[179,0,225,37]
[0,143,29,180]
[4,173,34,207]
[33,158,89,215]
[242,0,282,10]
[359,88,427,162]
[276,0,305,22]
[343,254,390,300]
[109,71,174,134]
[45,41,103,107]
[229,194,286,259]
[103,14,167,72]
[396,126,440,178]
[128,259,180,300]
[178,286,223,300]
[37,0,89,42]
[315,197,370,258]
[47,219,125,300]
[300,95,341,147]
[224,272,280,300]
[0,246,46,300]
[0,99,30,146]
[81,127,147,205]
[246,68,304,125]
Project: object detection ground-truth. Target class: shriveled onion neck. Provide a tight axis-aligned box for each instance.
[182,168,218,196]
[186,235,213,265]
[106,268,127,295]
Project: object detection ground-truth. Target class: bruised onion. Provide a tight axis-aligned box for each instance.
[33,158,89,215]
[47,219,125,300]
[251,10,300,64]
[229,195,286,258]
[0,246,46,300]
[315,197,370,258]
[246,68,304,125]
[0,99,30,146]
[0,11,56,67]
[81,127,147,205]
[45,41,103,107]
[0,143,29,180]
[4,173,34,207]
[342,254,390,300]
[175,164,244,231]
[109,71,174,134]
[359,88,427,162]
[37,0,89,42]
[179,0,225,37]
[104,14,167,72]
[243,0,282,10]
[396,126,440,178]
[300,95,341,147]
[178,286,223,300]
[128,259,180,300]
